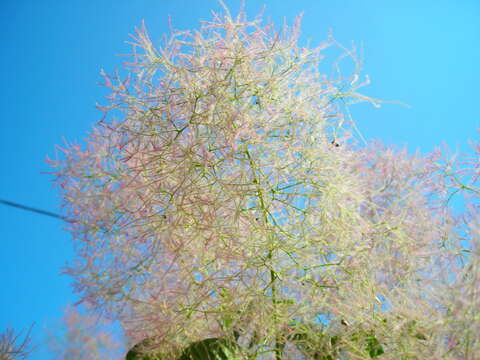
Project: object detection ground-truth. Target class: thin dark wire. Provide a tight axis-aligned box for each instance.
[0,199,67,221]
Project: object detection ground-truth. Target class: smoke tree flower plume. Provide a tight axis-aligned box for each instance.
[0,326,33,360]
[50,2,479,359]
[47,306,123,360]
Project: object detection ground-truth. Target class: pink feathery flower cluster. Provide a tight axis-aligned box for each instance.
[0,326,33,360]
[50,3,480,359]
[47,306,124,360]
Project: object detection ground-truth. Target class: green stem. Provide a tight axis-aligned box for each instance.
[245,148,281,360]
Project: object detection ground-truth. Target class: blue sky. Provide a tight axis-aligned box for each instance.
[0,1,479,359]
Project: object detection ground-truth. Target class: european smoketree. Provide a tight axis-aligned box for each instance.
[47,306,123,360]
[50,4,479,359]
[0,326,33,360]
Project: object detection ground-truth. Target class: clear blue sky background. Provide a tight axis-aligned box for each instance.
[1,1,479,359]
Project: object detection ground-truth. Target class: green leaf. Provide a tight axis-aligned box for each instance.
[177,338,242,360]
[127,337,241,360]
[126,338,162,360]
[350,330,384,358]
[365,334,384,358]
